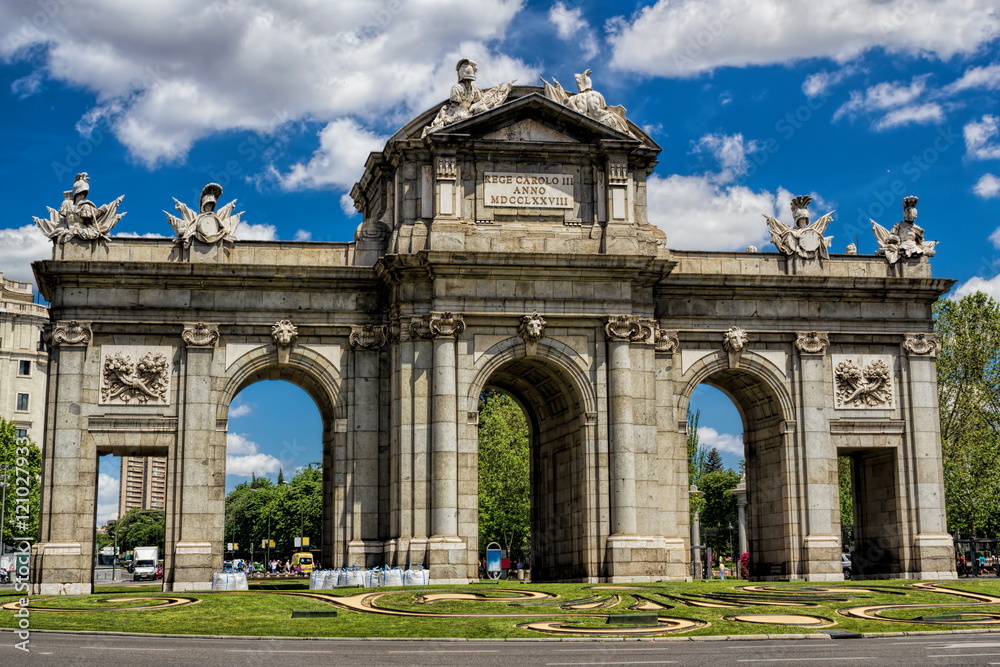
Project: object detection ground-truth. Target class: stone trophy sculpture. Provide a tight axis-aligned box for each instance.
[422,59,515,137]
[540,69,633,137]
[34,172,125,243]
[871,196,937,264]
[764,195,834,260]
[165,183,243,247]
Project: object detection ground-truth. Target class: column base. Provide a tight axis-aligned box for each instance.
[347,540,384,568]
[427,535,469,584]
[605,535,670,582]
[912,533,957,580]
[31,542,92,595]
[165,581,213,592]
[802,535,844,582]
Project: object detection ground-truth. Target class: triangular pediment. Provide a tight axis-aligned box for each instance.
[393,87,659,150]
[481,118,576,143]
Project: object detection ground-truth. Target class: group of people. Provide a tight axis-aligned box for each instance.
[226,558,314,577]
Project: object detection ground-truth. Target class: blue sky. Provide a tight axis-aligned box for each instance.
[2,1,998,525]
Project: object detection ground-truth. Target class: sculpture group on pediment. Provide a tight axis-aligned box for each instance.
[165,183,243,246]
[541,69,633,137]
[34,173,125,244]
[871,196,937,264]
[764,196,834,260]
[422,59,515,138]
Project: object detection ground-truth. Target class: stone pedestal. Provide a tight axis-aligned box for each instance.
[427,535,468,584]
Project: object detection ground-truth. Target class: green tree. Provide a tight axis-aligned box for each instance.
[705,447,724,473]
[698,469,742,558]
[0,418,42,546]
[114,507,165,554]
[224,466,323,560]
[477,391,530,562]
[935,292,1000,538]
[838,456,854,544]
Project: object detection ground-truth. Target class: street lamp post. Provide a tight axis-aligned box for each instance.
[0,464,11,558]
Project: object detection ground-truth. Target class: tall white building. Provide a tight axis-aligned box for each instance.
[0,272,48,445]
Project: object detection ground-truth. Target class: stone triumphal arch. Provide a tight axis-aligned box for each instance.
[31,64,954,593]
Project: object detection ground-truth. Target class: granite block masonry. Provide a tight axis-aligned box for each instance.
[29,63,954,593]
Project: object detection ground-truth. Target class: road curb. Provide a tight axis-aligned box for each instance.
[6,627,1000,642]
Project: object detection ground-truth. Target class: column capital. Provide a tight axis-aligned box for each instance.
[605,315,653,342]
[49,320,92,347]
[902,332,939,357]
[655,328,679,354]
[795,331,830,356]
[349,324,390,350]
[410,312,465,339]
[181,322,220,348]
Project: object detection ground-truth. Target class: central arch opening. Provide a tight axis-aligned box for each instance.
[478,355,591,581]
[687,365,793,580]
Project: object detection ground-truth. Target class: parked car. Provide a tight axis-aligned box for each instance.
[155,564,164,579]
[842,552,852,579]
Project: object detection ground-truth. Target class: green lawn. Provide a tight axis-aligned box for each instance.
[3,579,1000,639]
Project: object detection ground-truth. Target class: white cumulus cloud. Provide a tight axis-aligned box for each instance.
[278,118,387,191]
[229,402,253,418]
[872,103,944,131]
[548,1,599,59]
[697,426,744,457]
[608,0,1000,77]
[0,224,52,284]
[226,432,281,477]
[234,222,278,241]
[965,115,1000,160]
[692,133,762,183]
[649,174,793,251]
[0,0,532,172]
[975,174,1000,199]
[95,473,120,527]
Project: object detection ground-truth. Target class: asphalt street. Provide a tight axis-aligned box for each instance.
[5,631,1000,666]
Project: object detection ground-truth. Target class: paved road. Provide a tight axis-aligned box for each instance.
[5,631,1000,666]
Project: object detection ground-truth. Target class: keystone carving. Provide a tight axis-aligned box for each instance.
[655,329,680,353]
[764,195,833,260]
[517,312,546,343]
[902,332,939,357]
[182,322,220,347]
[605,315,652,342]
[350,324,390,350]
[34,172,125,244]
[102,351,170,405]
[722,326,748,369]
[271,319,298,364]
[835,359,893,408]
[795,331,830,355]
[51,321,93,346]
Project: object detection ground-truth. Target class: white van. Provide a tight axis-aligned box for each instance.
[133,546,159,581]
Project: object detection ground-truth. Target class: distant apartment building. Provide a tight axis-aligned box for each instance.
[0,272,48,445]
[119,456,168,513]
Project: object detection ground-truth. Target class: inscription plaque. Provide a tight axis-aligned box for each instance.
[483,172,574,209]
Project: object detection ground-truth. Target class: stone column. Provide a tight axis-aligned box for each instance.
[604,315,665,582]
[32,322,95,595]
[795,332,842,581]
[901,334,955,578]
[347,325,387,567]
[731,475,748,557]
[169,323,223,592]
[690,484,703,580]
[426,312,467,582]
